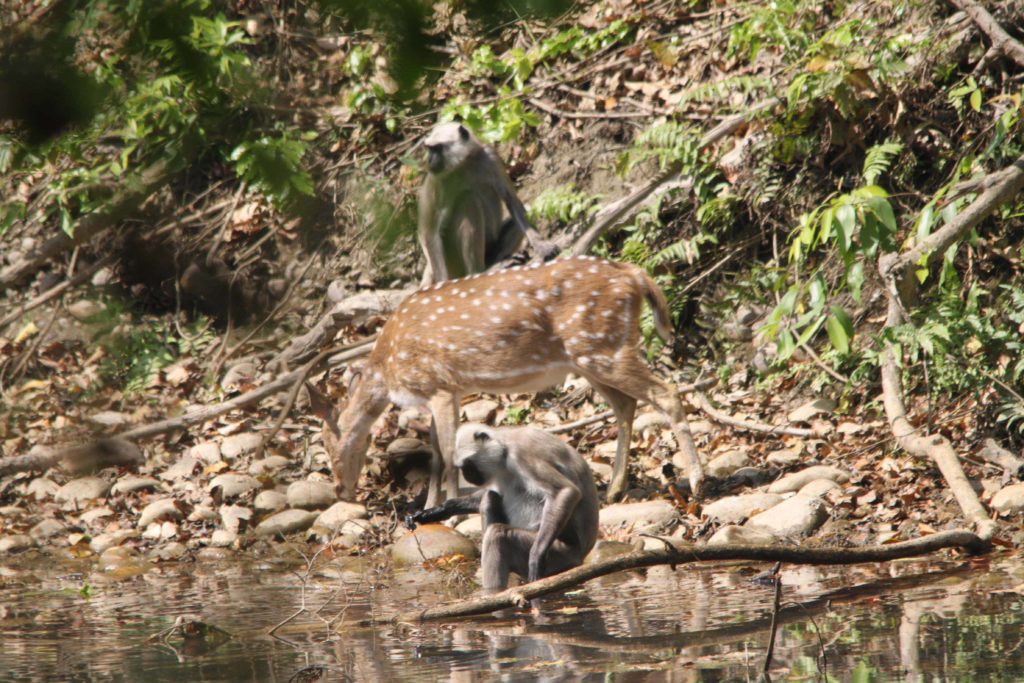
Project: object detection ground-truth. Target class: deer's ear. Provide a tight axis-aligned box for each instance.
[305,383,335,421]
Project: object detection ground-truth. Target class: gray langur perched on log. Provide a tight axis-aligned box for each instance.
[418,122,559,285]
[407,423,599,591]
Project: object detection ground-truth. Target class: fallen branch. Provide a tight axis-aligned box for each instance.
[876,153,1024,542]
[0,160,173,290]
[567,97,780,256]
[528,96,654,120]
[949,0,1024,68]
[695,392,828,438]
[389,530,986,623]
[547,377,718,434]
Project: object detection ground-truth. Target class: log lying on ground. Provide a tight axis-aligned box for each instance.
[695,392,829,439]
[978,438,1024,479]
[391,529,986,623]
[949,0,1024,68]
[876,152,1024,542]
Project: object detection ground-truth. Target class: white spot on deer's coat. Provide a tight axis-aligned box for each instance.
[429,314,438,321]
[576,305,586,312]
[502,303,512,311]
[459,291,467,298]
[460,313,469,320]
[491,317,502,324]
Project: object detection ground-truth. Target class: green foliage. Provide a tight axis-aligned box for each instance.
[676,75,771,106]
[441,98,541,144]
[503,405,530,425]
[528,184,600,225]
[230,133,315,205]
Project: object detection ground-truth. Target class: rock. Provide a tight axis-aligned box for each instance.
[386,437,431,455]
[87,411,132,428]
[391,525,478,566]
[150,542,188,561]
[633,413,670,432]
[313,501,367,532]
[220,432,264,460]
[798,478,841,498]
[735,305,760,326]
[161,455,201,481]
[707,525,779,546]
[766,447,802,467]
[309,519,369,545]
[746,495,828,538]
[219,505,253,533]
[55,477,111,503]
[137,499,183,528]
[197,547,231,561]
[27,477,60,500]
[209,473,261,499]
[787,398,837,423]
[221,362,256,390]
[286,480,336,510]
[111,476,161,496]
[584,540,637,563]
[991,483,1024,514]
[89,529,139,554]
[0,535,34,553]
[599,500,677,533]
[210,529,238,547]
[326,279,349,303]
[768,466,850,493]
[706,450,751,478]
[255,509,318,537]
[67,299,104,320]
[99,545,141,570]
[189,442,222,465]
[702,493,784,525]
[142,521,178,540]
[79,507,115,526]
[0,506,24,518]
[721,322,753,342]
[462,399,499,423]
[254,490,288,514]
[29,519,66,541]
[188,505,219,523]
[455,515,482,540]
[587,460,612,483]
[249,455,291,475]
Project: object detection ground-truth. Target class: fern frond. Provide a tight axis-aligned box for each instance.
[862,141,903,185]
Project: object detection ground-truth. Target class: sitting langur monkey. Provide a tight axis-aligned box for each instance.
[407,424,599,592]
[418,122,559,285]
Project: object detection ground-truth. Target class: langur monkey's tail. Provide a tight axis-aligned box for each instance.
[634,267,674,343]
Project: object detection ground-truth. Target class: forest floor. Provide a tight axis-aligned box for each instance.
[1,0,1023,575]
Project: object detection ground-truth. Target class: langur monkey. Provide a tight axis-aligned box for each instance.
[418,122,559,285]
[407,424,599,591]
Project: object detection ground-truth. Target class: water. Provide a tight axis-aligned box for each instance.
[2,549,1023,682]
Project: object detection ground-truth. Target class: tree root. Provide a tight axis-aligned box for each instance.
[695,392,829,439]
[949,0,1024,68]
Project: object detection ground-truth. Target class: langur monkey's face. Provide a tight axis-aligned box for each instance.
[423,122,473,175]
[453,424,506,486]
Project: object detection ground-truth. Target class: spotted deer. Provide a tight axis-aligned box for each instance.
[312,256,704,505]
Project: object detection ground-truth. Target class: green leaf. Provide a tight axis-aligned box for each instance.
[777,329,795,360]
[847,261,864,303]
[835,202,855,253]
[826,305,853,353]
[970,88,982,112]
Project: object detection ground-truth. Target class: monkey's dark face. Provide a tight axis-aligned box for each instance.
[422,122,474,176]
[454,424,506,486]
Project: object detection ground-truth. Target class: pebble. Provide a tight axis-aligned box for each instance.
[599,500,677,533]
[702,493,784,525]
[209,473,261,499]
[90,529,139,554]
[455,515,482,540]
[138,498,184,528]
[766,447,802,467]
[79,507,116,526]
[768,466,850,493]
[309,519,368,546]
[86,411,132,427]
[188,505,220,523]
[219,505,253,534]
[706,450,751,478]
[991,483,1024,514]
[706,525,779,546]
[29,519,66,542]
[462,399,499,423]
[210,530,238,547]
[633,413,670,432]
[67,299,105,320]
[55,477,111,503]
[221,362,257,391]
[255,509,318,537]
[142,521,178,540]
[391,525,478,566]
[798,478,841,498]
[286,480,336,510]
[584,540,638,563]
[150,542,187,561]
[788,398,837,423]
[313,501,368,532]
[386,438,431,455]
[249,455,291,475]
[111,476,161,496]
[220,433,263,460]
[0,535,34,553]
[254,490,288,514]
[161,456,201,481]
[27,477,60,500]
[189,442,222,465]
[746,495,828,538]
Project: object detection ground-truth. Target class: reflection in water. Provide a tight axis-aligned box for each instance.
[1,550,1023,682]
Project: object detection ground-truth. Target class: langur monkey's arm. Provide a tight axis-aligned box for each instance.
[515,455,583,583]
[405,491,481,528]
